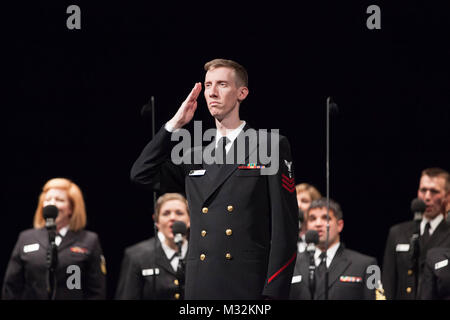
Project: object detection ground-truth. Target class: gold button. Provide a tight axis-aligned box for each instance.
[201,230,207,237]
[406,287,412,293]
[226,229,232,236]
[225,253,232,260]
[202,207,208,214]
[227,205,234,212]
[200,254,206,261]
[408,269,413,276]
[174,293,180,299]
[174,279,179,286]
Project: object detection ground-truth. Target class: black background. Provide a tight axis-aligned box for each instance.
[1,1,449,300]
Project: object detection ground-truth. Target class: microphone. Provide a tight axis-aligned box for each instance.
[327,97,339,116]
[306,229,319,253]
[411,198,426,222]
[305,230,319,299]
[43,205,58,237]
[141,96,155,120]
[172,221,187,256]
[42,205,58,299]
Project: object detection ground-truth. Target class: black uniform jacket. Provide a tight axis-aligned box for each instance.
[382,219,450,299]
[2,228,106,300]
[289,244,377,300]
[115,237,185,300]
[130,124,299,299]
[419,245,450,300]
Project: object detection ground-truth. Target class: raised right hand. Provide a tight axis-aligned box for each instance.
[167,82,202,130]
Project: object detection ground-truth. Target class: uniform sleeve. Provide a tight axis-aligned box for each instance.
[84,234,106,300]
[262,135,299,299]
[382,227,397,300]
[130,126,185,195]
[2,234,25,300]
[115,249,143,300]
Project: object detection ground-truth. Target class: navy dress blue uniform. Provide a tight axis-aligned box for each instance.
[289,244,377,300]
[382,219,450,299]
[130,124,299,299]
[419,246,450,300]
[115,237,185,300]
[2,228,106,300]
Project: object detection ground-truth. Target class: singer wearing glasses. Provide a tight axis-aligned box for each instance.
[2,178,106,300]
[115,193,190,300]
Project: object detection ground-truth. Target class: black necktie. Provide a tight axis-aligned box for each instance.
[214,136,230,166]
[421,222,431,246]
[316,251,327,281]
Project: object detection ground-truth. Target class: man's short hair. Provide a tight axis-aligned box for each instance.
[421,167,450,192]
[204,58,248,87]
[307,198,343,220]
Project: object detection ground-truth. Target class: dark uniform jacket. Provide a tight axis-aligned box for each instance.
[419,246,450,300]
[2,228,106,300]
[130,124,299,299]
[289,244,377,300]
[115,237,185,300]
[382,219,450,299]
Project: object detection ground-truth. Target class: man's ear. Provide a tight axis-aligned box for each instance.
[238,87,249,102]
[338,219,344,233]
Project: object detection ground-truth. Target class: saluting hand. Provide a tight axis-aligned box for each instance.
[167,82,202,130]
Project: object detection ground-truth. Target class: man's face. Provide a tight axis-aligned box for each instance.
[204,67,248,121]
[306,207,343,249]
[417,175,447,219]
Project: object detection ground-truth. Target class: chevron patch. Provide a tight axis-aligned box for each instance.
[282,173,295,193]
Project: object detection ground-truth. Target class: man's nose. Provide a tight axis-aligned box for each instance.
[208,85,218,96]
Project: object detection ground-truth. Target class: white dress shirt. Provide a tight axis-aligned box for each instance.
[55,225,69,246]
[314,242,341,268]
[157,232,188,272]
[420,214,444,236]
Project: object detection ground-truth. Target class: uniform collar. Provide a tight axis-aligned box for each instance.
[315,242,341,268]
[421,214,444,235]
[215,120,246,149]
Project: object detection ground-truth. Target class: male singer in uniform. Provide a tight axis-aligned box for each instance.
[382,167,450,299]
[289,198,377,300]
[130,59,299,299]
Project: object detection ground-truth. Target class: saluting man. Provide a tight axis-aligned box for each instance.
[130,59,299,299]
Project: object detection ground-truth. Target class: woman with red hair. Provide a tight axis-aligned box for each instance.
[2,178,106,299]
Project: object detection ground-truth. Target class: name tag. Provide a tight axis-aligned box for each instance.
[435,259,448,270]
[291,275,302,284]
[142,268,160,276]
[23,243,40,253]
[396,244,410,252]
[189,169,206,176]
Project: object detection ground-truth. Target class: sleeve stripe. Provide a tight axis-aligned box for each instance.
[267,252,297,284]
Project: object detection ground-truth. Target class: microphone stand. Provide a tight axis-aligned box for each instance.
[324,97,336,301]
[409,213,422,297]
[308,249,316,299]
[46,223,58,300]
